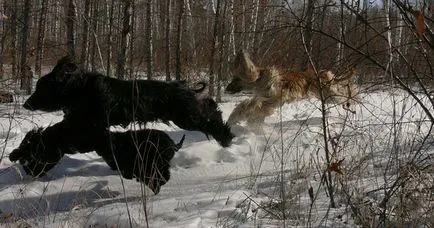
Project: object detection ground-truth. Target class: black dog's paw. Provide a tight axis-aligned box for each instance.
[18,158,51,177]
[13,153,59,177]
[9,149,28,162]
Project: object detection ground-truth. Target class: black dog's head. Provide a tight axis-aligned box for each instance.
[198,98,234,147]
[23,56,79,111]
[9,128,61,177]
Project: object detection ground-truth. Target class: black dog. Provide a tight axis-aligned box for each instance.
[9,121,185,194]
[23,56,234,147]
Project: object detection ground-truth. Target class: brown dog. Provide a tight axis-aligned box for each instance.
[226,51,358,129]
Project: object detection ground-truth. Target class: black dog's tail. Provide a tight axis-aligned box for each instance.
[192,81,207,94]
[176,134,186,150]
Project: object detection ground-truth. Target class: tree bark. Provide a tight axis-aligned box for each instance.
[90,0,99,71]
[302,0,315,69]
[208,0,221,97]
[80,0,91,69]
[165,0,171,81]
[0,2,8,79]
[116,0,132,80]
[248,0,260,52]
[20,0,32,94]
[145,0,154,79]
[35,0,48,77]
[228,0,236,56]
[174,0,184,81]
[128,0,135,79]
[216,0,228,102]
[10,0,18,79]
[106,0,115,77]
[66,0,76,57]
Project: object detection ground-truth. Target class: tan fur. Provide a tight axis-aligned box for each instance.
[226,51,358,128]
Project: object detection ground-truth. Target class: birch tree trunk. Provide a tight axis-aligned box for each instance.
[216,0,228,102]
[208,0,221,97]
[228,0,236,56]
[35,0,48,77]
[117,0,132,80]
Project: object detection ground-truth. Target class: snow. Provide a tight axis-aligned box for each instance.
[0,88,433,227]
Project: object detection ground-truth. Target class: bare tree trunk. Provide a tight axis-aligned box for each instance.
[20,0,32,94]
[35,0,48,77]
[216,0,228,102]
[0,2,8,79]
[80,0,91,69]
[184,0,196,67]
[90,0,99,71]
[106,0,115,77]
[165,0,171,81]
[228,0,236,56]
[116,0,132,80]
[248,0,259,52]
[240,0,246,49]
[302,0,315,69]
[128,0,135,79]
[208,0,221,97]
[336,0,345,65]
[174,0,184,81]
[66,0,76,57]
[10,0,18,80]
[145,0,154,79]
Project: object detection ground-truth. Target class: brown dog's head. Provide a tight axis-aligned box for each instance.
[322,67,359,113]
[226,51,262,94]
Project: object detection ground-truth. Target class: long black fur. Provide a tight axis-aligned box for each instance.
[23,56,233,147]
[9,120,185,194]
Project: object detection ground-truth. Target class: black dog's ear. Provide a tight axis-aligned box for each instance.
[64,62,78,73]
[56,55,78,74]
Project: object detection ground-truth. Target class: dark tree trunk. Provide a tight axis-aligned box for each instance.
[208,0,221,97]
[10,0,18,79]
[116,0,132,80]
[165,0,171,81]
[20,0,32,94]
[145,0,153,79]
[80,0,91,69]
[35,0,48,77]
[174,0,183,81]
[106,0,115,77]
[302,0,315,69]
[66,0,76,57]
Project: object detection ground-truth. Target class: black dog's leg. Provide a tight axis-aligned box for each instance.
[10,147,64,177]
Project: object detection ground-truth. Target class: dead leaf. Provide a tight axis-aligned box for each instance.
[415,11,425,37]
[327,158,345,175]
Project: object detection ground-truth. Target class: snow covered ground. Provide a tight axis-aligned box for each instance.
[0,88,432,227]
